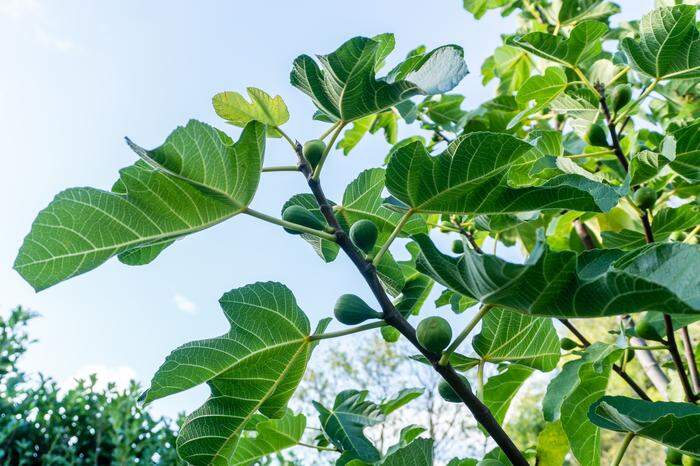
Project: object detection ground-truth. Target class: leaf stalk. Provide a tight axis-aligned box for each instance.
[372,209,414,266]
[439,304,493,366]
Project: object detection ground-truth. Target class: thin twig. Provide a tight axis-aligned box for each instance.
[664,314,696,402]
[680,327,700,393]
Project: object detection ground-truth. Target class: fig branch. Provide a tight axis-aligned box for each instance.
[596,84,697,402]
[291,140,529,466]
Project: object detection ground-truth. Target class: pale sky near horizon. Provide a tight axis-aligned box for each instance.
[1,0,655,418]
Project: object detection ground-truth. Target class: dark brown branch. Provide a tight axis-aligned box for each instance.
[452,220,483,254]
[680,327,700,394]
[664,314,697,402]
[573,219,595,250]
[292,143,528,465]
[595,83,628,172]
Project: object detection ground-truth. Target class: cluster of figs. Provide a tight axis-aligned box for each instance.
[279,138,468,403]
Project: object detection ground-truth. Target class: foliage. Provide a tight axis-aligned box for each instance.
[14,3,700,465]
[0,307,183,465]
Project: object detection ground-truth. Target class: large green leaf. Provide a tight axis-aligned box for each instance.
[670,120,700,182]
[509,67,568,127]
[473,308,560,371]
[557,0,619,25]
[413,233,700,317]
[143,282,318,466]
[509,21,608,67]
[588,396,700,458]
[385,133,625,215]
[14,120,265,291]
[382,438,433,466]
[313,390,384,463]
[543,343,621,466]
[212,87,289,137]
[462,0,512,19]
[229,410,305,466]
[337,169,427,242]
[290,35,468,122]
[482,364,534,425]
[621,5,700,81]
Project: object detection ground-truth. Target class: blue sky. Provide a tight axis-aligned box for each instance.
[1,0,654,417]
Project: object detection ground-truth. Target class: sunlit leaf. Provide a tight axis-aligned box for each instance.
[213,87,289,137]
[669,120,700,182]
[536,421,569,466]
[557,0,620,25]
[473,308,560,371]
[144,282,318,466]
[621,5,700,80]
[380,388,423,415]
[15,120,265,291]
[291,35,468,122]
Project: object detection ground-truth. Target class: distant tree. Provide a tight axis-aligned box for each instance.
[0,307,183,465]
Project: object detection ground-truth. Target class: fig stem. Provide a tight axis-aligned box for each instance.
[243,207,336,241]
[309,321,387,341]
[439,304,493,366]
[371,209,414,267]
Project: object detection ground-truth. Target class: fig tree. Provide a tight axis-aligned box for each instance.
[282,205,323,234]
[633,187,657,211]
[303,139,326,168]
[417,316,452,353]
[350,220,378,254]
[333,294,382,325]
[438,376,470,403]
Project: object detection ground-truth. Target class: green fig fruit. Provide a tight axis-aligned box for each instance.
[682,455,700,466]
[560,337,579,350]
[612,84,632,112]
[417,317,452,353]
[451,239,464,254]
[282,205,323,235]
[666,448,683,465]
[585,124,609,147]
[381,326,400,343]
[669,231,687,242]
[350,220,379,254]
[303,139,326,168]
[334,294,382,325]
[635,320,664,342]
[633,187,657,211]
[438,376,470,403]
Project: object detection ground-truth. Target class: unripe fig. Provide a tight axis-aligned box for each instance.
[682,455,700,466]
[452,239,464,254]
[666,448,683,465]
[416,317,452,353]
[633,187,657,211]
[635,320,664,342]
[282,205,323,235]
[333,294,382,325]
[350,220,378,254]
[612,84,632,112]
[438,376,470,403]
[585,124,609,147]
[303,139,326,168]
[560,337,579,350]
[669,231,687,242]
[381,326,400,343]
